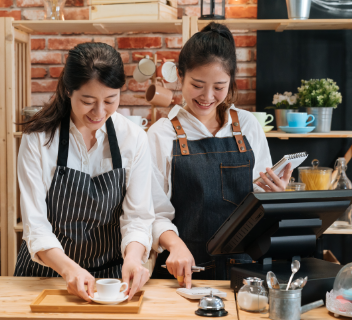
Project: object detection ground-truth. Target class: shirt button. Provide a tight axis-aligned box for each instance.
[83,161,88,166]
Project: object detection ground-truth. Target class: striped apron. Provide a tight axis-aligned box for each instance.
[14,113,126,278]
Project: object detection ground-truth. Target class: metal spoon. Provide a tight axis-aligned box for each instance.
[291,277,304,290]
[286,260,300,291]
[266,271,280,290]
[300,276,308,288]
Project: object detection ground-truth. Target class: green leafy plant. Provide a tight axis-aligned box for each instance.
[297,79,342,108]
[265,92,299,110]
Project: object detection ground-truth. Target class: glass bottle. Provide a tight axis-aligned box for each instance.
[43,0,66,20]
[330,157,352,229]
[237,277,268,312]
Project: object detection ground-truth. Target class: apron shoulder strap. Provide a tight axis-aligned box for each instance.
[170,117,190,156]
[229,109,247,153]
[106,117,123,169]
[57,112,71,167]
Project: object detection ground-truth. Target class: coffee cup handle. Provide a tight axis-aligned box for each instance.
[120,282,128,294]
[157,78,166,88]
[265,114,274,126]
[306,114,315,126]
[141,118,148,127]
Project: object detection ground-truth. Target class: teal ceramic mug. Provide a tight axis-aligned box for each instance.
[287,112,315,128]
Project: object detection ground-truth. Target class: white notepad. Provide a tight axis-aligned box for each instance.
[254,152,308,184]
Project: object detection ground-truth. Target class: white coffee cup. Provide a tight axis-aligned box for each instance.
[133,56,156,83]
[96,279,128,301]
[252,112,274,127]
[161,61,177,83]
[125,115,148,129]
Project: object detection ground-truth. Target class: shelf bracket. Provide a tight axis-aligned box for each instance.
[275,23,289,32]
[93,23,109,34]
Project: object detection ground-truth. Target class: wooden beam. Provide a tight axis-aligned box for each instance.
[182,16,190,46]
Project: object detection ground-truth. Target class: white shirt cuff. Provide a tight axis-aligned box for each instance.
[121,232,152,264]
[253,183,265,192]
[152,221,179,254]
[25,236,64,267]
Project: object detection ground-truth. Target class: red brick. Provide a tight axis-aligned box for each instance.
[31,52,62,64]
[156,107,170,121]
[32,80,58,93]
[120,93,150,106]
[128,79,150,92]
[254,49,257,61]
[0,0,13,7]
[63,7,89,20]
[124,64,137,77]
[49,66,64,78]
[132,51,153,62]
[121,84,127,92]
[172,93,183,105]
[228,0,250,3]
[120,52,129,63]
[155,51,180,62]
[93,37,114,47]
[65,0,83,6]
[31,39,45,50]
[252,78,256,90]
[165,36,182,49]
[48,37,91,50]
[31,93,53,106]
[236,48,252,61]
[117,37,162,49]
[178,0,198,4]
[17,0,41,7]
[236,78,250,90]
[236,92,256,105]
[234,35,257,47]
[237,64,256,77]
[185,6,200,17]
[253,0,257,3]
[225,6,257,19]
[0,10,21,20]
[22,9,44,20]
[31,67,47,79]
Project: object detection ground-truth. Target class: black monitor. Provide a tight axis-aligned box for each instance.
[207,190,352,261]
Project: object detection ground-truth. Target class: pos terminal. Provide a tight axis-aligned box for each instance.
[207,190,352,304]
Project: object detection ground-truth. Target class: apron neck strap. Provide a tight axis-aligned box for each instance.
[170,116,190,156]
[229,109,247,153]
[57,114,122,169]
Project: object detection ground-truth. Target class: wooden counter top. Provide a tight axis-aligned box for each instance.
[0,277,238,320]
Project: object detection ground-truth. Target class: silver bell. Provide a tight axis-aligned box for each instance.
[195,291,228,317]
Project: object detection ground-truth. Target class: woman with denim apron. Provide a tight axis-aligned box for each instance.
[147,22,292,288]
[14,43,154,301]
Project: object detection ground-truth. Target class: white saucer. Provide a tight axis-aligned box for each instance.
[89,292,128,305]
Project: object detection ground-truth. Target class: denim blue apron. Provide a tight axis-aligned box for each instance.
[153,109,255,280]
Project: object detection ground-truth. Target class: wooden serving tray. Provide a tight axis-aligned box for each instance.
[30,290,144,313]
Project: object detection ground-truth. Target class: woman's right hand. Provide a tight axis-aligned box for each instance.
[62,264,95,302]
[166,240,195,289]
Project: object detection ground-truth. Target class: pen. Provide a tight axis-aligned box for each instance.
[161,264,205,272]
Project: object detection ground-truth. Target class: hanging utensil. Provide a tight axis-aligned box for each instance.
[267,271,280,290]
[300,276,308,289]
[291,278,304,290]
[286,260,300,291]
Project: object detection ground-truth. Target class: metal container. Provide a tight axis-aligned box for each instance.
[275,109,298,131]
[306,107,333,133]
[269,285,302,320]
[286,0,312,20]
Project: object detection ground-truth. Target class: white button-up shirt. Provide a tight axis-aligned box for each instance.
[18,112,154,265]
[147,105,273,253]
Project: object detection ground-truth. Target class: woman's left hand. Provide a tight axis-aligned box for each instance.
[256,163,293,192]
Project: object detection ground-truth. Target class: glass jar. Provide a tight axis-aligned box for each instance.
[237,277,268,312]
[298,159,332,190]
[43,0,66,20]
[285,177,306,191]
[21,106,43,121]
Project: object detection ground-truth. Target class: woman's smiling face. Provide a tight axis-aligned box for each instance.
[181,61,230,120]
[70,78,120,133]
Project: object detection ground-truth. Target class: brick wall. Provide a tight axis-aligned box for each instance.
[0,0,257,120]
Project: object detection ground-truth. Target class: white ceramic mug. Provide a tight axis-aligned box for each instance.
[125,115,148,129]
[161,61,177,83]
[133,56,156,83]
[96,279,128,300]
[252,112,274,127]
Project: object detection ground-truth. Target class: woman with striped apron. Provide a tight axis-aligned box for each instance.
[14,42,153,301]
[148,22,292,287]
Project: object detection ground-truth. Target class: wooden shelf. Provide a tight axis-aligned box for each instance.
[197,19,352,32]
[265,130,352,140]
[12,20,183,34]
[324,227,352,235]
[14,132,22,138]
[15,222,22,232]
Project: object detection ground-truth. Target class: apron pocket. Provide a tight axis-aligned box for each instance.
[220,162,251,206]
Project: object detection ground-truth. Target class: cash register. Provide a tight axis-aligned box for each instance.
[207,190,352,304]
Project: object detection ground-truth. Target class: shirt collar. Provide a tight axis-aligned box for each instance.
[69,117,107,137]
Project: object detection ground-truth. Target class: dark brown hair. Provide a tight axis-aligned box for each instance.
[178,22,238,127]
[22,42,125,145]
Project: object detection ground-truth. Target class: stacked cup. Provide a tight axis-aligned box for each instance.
[252,112,274,133]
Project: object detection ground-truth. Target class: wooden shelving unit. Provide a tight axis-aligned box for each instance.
[0,16,191,276]
[266,130,352,140]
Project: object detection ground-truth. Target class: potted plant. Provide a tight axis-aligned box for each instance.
[266,92,299,130]
[297,79,342,133]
